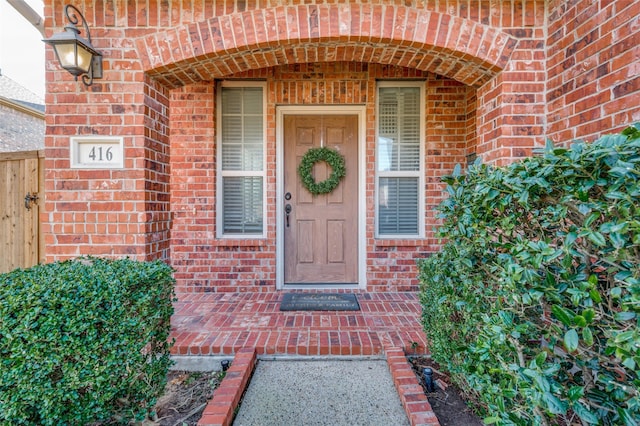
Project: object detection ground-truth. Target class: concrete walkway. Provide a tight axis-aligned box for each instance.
[233,359,409,426]
[193,348,440,426]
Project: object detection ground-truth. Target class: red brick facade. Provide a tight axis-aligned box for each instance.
[547,0,640,144]
[42,1,640,293]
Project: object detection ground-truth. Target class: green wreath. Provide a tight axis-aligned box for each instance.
[298,147,346,195]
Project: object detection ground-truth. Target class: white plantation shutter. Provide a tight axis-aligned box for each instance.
[221,88,264,171]
[378,178,419,234]
[376,84,424,237]
[222,177,263,234]
[218,84,266,237]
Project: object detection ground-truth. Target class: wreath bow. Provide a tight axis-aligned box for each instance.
[297,147,346,195]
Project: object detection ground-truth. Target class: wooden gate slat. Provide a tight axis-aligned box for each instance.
[0,160,9,273]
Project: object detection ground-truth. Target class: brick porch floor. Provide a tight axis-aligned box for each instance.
[172,291,439,426]
[170,291,429,356]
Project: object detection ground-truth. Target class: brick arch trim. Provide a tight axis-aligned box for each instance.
[135,4,517,88]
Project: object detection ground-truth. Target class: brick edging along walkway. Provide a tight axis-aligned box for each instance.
[197,347,440,426]
[386,348,440,426]
[198,348,257,426]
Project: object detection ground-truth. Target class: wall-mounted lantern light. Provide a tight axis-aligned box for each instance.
[43,4,102,86]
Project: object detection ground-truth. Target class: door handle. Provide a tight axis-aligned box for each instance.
[285,204,292,228]
[24,192,38,211]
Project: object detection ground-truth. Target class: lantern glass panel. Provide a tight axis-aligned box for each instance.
[53,42,92,75]
[53,43,77,69]
[76,45,93,73]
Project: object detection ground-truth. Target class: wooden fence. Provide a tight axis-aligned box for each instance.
[0,150,44,274]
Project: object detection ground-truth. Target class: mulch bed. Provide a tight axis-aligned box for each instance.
[143,370,223,426]
[408,357,483,426]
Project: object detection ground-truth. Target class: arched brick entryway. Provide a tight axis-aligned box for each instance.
[132,4,529,288]
[134,4,517,87]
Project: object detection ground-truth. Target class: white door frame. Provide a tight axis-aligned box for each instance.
[276,105,367,290]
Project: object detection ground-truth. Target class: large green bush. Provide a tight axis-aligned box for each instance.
[0,257,175,425]
[420,124,640,425]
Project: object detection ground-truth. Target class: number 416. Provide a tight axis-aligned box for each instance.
[89,146,113,162]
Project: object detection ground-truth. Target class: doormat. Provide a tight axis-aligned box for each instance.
[280,293,360,311]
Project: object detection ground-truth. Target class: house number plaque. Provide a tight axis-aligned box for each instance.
[70,136,124,169]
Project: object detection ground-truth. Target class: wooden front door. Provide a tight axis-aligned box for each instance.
[283,115,358,284]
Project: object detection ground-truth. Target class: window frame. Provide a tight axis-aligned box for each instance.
[375,81,426,239]
[216,80,268,239]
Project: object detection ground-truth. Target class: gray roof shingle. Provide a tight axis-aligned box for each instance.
[0,70,44,153]
[0,70,44,110]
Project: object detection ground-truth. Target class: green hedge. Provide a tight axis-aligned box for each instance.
[0,257,175,425]
[419,124,640,425]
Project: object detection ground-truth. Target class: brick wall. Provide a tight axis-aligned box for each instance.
[42,76,149,258]
[426,0,548,162]
[547,0,640,144]
[42,0,639,293]
[475,0,547,165]
[169,63,470,293]
[143,76,171,260]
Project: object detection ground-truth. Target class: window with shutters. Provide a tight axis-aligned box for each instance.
[216,82,266,238]
[376,82,425,238]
